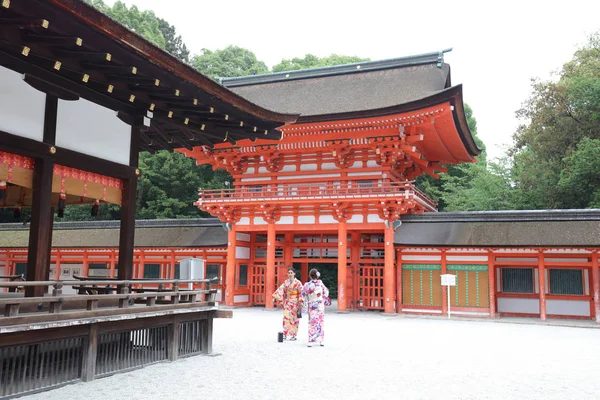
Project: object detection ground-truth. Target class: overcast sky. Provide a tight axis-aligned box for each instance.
[108,0,599,160]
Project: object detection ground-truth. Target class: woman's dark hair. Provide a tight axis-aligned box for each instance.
[309,268,319,280]
[287,268,295,274]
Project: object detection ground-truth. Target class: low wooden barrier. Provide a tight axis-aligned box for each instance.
[0,278,232,399]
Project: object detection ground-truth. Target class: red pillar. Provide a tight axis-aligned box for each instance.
[383,223,395,314]
[225,226,236,306]
[350,231,361,311]
[396,248,402,313]
[592,250,600,323]
[538,250,547,320]
[301,262,309,283]
[441,249,448,316]
[488,249,496,318]
[265,223,276,309]
[337,221,348,312]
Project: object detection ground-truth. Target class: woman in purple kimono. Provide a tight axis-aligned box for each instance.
[302,268,329,347]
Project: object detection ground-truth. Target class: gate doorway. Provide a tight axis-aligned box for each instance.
[308,262,338,299]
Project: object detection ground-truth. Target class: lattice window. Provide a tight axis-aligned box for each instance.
[239,264,248,286]
[143,263,160,279]
[501,268,534,293]
[549,269,584,295]
[206,264,220,282]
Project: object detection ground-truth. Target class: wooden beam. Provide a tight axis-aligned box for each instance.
[0,129,137,180]
[117,121,142,281]
[0,48,136,115]
[25,157,53,297]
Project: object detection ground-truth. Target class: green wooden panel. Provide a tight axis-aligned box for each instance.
[403,263,441,271]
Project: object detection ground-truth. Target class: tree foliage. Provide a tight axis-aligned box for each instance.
[191,46,269,80]
[84,0,188,62]
[510,31,600,209]
[272,54,370,72]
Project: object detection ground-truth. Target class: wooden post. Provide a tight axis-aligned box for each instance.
[337,221,348,312]
[383,223,395,314]
[201,311,214,354]
[265,223,276,309]
[592,250,600,323]
[350,231,361,311]
[488,249,497,318]
[168,315,181,361]
[117,122,141,281]
[396,248,403,313]
[538,250,547,320]
[82,324,98,382]
[225,226,236,306]
[301,262,309,283]
[441,249,448,316]
[25,157,54,297]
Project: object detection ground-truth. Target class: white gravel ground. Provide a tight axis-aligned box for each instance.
[23,307,600,400]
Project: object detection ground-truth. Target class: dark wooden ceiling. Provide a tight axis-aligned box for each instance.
[0,0,297,153]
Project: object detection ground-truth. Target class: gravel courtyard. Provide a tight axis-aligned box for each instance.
[25,307,600,400]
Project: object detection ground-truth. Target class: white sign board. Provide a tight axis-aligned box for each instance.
[441,274,456,286]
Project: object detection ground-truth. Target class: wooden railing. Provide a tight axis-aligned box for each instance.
[0,277,218,322]
[197,181,437,210]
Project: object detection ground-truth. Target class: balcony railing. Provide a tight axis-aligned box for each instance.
[198,181,437,211]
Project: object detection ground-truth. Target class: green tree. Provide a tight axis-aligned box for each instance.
[191,46,269,79]
[157,18,190,62]
[511,31,600,209]
[272,54,369,72]
[557,139,600,208]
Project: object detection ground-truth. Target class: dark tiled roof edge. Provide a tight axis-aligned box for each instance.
[220,49,452,88]
[402,210,600,223]
[0,218,223,231]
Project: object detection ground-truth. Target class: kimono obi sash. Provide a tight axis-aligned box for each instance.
[287,287,300,299]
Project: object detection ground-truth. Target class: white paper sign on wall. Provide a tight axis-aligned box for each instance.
[441,274,456,286]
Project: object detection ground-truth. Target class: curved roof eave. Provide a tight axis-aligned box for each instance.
[51,0,299,125]
[295,84,481,157]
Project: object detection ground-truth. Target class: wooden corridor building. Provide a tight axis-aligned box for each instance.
[3,210,600,321]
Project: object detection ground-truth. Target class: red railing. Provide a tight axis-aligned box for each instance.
[197,181,437,211]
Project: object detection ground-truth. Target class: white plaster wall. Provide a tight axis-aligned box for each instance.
[238,217,250,226]
[366,160,378,168]
[446,256,489,262]
[546,300,590,317]
[236,246,250,260]
[276,216,294,225]
[56,98,131,165]
[240,177,270,182]
[300,163,317,171]
[401,255,442,261]
[347,215,364,223]
[0,66,45,141]
[318,215,336,224]
[321,163,337,170]
[497,298,540,314]
[298,216,315,224]
[253,217,267,225]
[367,214,384,223]
[278,173,340,180]
[281,165,296,172]
[348,172,380,177]
[584,270,590,295]
[234,294,249,303]
[236,233,251,242]
[258,167,269,173]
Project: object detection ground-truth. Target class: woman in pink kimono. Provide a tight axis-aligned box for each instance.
[302,268,329,347]
[272,268,304,341]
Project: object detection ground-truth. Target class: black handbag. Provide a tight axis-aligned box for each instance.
[297,309,302,318]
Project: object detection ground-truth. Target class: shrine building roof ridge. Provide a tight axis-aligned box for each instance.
[219,48,452,87]
[401,209,600,223]
[0,217,222,231]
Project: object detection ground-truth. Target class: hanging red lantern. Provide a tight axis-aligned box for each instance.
[57,192,66,218]
[91,199,100,217]
[0,181,6,200]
